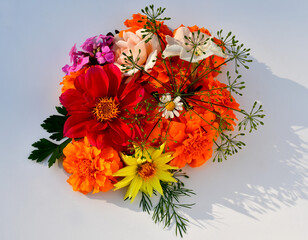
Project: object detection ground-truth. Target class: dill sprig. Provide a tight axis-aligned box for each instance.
[213,133,246,162]
[239,101,265,132]
[139,170,195,237]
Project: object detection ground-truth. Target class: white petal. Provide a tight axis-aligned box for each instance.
[164,110,170,119]
[162,44,183,58]
[208,40,227,58]
[174,27,191,44]
[169,111,174,118]
[160,94,169,103]
[173,96,181,103]
[123,68,138,76]
[175,105,183,111]
[135,29,145,39]
[173,110,180,117]
[179,47,196,62]
[167,94,172,101]
[144,49,157,72]
[149,35,160,52]
[200,39,227,58]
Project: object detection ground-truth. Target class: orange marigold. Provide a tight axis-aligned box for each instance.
[62,137,122,194]
[140,56,191,89]
[199,78,240,130]
[119,13,172,40]
[172,126,217,168]
[160,110,218,168]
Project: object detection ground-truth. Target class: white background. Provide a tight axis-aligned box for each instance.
[1,0,308,239]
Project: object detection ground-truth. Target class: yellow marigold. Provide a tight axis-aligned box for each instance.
[62,137,122,194]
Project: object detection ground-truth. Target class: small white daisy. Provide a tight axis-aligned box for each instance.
[159,93,183,119]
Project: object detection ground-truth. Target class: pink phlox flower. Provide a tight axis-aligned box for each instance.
[62,34,115,75]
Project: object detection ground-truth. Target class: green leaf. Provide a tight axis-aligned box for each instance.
[28,138,71,167]
[29,139,58,162]
[56,105,68,115]
[47,139,71,167]
[41,106,68,141]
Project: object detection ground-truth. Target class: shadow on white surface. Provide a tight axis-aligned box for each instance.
[184,57,308,229]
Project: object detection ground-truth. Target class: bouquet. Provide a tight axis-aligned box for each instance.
[29,5,264,237]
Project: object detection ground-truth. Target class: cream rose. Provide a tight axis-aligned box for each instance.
[113,29,159,76]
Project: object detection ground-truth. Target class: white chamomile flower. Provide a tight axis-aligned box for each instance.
[159,93,183,119]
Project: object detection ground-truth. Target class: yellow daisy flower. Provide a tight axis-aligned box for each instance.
[113,143,177,202]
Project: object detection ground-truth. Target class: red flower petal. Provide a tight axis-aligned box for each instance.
[87,131,108,149]
[108,119,131,141]
[121,87,144,108]
[119,77,136,101]
[103,64,122,97]
[60,89,89,114]
[63,113,93,138]
[85,66,109,98]
[74,75,86,94]
[87,120,108,132]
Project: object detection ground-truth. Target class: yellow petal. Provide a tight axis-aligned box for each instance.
[142,147,155,162]
[113,175,135,190]
[158,152,174,161]
[151,142,166,160]
[155,170,177,183]
[124,176,143,202]
[120,153,137,166]
[156,164,178,171]
[113,165,137,177]
[148,176,163,196]
[142,181,154,197]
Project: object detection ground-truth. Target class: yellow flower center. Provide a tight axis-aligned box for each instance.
[93,97,120,122]
[165,101,175,111]
[138,162,156,180]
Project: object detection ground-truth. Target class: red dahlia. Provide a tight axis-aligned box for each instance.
[60,64,145,150]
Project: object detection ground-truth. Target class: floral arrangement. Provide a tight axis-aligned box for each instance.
[29,5,264,237]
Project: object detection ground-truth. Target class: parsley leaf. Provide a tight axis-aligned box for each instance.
[41,106,68,141]
[29,138,71,167]
[29,105,71,167]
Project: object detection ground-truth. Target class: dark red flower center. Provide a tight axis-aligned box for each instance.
[92,97,120,122]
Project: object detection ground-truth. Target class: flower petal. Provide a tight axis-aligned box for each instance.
[144,49,157,72]
[59,89,88,114]
[113,165,137,177]
[113,175,135,190]
[148,176,163,196]
[85,66,109,98]
[124,176,143,202]
[63,113,93,138]
[103,64,122,97]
